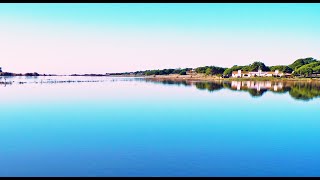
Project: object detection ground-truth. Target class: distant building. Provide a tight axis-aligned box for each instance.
[231,68,286,78]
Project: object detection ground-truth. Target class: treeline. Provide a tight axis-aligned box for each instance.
[223,61,273,76]
[0,72,56,76]
[0,72,40,76]
[146,78,320,101]
[195,66,226,76]
[107,57,319,78]
[0,67,59,76]
[222,57,320,77]
[2,57,319,78]
[143,68,192,76]
[109,66,227,76]
[108,68,193,76]
[291,58,320,77]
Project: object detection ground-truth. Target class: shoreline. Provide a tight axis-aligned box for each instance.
[142,74,320,82]
[1,73,319,82]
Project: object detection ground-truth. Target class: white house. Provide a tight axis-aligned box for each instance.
[232,69,285,78]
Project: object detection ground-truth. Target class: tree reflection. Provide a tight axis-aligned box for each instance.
[288,82,320,101]
[1,76,319,101]
[144,78,320,101]
[195,82,223,92]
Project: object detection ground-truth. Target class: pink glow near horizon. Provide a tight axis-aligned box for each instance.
[0,23,319,75]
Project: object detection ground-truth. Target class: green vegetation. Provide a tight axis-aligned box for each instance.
[247,61,270,71]
[143,68,192,76]
[288,57,317,70]
[295,61,320,77]
[107,57,320,79]
[223,65,243,76]
[269,65,293,73]
[288,82,320,101]
[247,89,268,97]
[223,61,270,76]
[0,72,41,76]
[195,66,226,76]
[222,58,320,78]
[147,79,320,101]
[144,79,190,86]
[313,66,320,73]
[179,69,187,75]
[195,81,223,92]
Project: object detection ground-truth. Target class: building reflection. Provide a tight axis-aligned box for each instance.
[231,81,283,92]
[144,78,320,101]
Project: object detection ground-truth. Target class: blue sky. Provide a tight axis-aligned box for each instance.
[1,3,319,32]
[0,3,319,74]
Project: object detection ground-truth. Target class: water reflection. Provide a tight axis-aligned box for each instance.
[1,76,319,101]
[0,76,145,86]
[145,78,320,101]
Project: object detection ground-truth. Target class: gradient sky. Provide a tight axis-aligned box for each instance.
[0,3,319,74]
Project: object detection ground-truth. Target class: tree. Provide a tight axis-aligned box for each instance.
[305,67,313,77]
[223,62,269,76]
[289,57,318,70]
[179,70,187,75]
[270,65,293,73]
[144,71,152,76]
[173,69,182,74]
[313,66,320,73]
[0,67,2,72]
[195,67,206,74]
[164,69,175,75]
[297,67,313,77]
[211,66,226,75]
[248,61,270,71]
[241,66,251,71]
[282,66,294,73]
[295,61,320,77]
[205,68,212,76]
[223,65,243,75]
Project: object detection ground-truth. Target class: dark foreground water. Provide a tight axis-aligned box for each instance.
[0,76,320,176]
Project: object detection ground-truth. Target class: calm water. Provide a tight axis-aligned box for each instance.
[1,76,320,177]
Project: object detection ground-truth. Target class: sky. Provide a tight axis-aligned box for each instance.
[0,3,319,74]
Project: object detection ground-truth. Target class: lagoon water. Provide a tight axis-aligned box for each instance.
[0,76,320,176]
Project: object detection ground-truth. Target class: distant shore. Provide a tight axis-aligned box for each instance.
[142,74,320,82]
[1,72,319,82]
